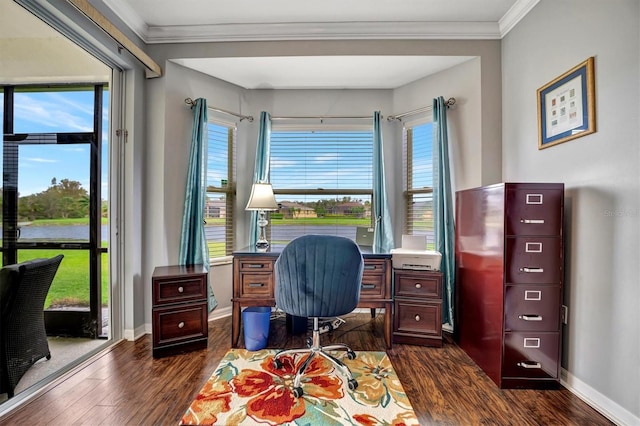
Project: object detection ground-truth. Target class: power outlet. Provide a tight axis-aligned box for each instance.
[561,305,568,325]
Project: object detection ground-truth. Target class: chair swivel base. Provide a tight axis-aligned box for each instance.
[273,317,358,398]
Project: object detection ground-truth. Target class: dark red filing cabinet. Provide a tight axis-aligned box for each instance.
[455,183,564,389]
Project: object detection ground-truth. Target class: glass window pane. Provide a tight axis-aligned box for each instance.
[13,88,95,134]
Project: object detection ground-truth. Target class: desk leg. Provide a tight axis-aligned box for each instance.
[231,303,240,348]
[384,304,392,349]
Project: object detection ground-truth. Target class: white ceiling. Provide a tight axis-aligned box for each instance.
[98,1,538,88]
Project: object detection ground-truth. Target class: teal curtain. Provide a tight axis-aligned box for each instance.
[250,111,272,247]
[372,111,395,252]
[179,98,217,311]
[433,96,455,327]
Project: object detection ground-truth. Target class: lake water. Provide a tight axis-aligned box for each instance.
[17,225,109,241]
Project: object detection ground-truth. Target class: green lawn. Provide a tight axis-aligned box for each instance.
[18,249,109,309]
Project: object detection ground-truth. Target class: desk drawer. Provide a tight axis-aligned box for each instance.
[153,275,206,305]
[240,273,274,298]
[153,302,208,347]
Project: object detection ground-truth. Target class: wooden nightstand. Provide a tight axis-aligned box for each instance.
[393,269,443,347]
[152,264,208,357]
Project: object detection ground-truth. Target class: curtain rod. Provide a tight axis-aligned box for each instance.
[271,115,373,120]
[387,97,456,121]
[184,98,254,122]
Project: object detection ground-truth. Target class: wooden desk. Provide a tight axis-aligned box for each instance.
[231,245,393,349]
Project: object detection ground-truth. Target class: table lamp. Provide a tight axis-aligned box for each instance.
[245,182,279,250]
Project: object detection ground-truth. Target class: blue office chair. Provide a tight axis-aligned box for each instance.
[273,234,364,398]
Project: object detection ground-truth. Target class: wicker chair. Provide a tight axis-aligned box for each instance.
[0,255,64,398]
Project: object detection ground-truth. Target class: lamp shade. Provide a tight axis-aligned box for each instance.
[245,183,279,211]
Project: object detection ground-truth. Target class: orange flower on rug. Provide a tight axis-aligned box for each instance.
[181,349,419,426]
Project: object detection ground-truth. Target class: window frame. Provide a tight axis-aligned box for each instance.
[205,117,236,259]
[403,117,436,249]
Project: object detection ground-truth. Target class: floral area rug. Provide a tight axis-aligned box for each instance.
[180,348,419,425]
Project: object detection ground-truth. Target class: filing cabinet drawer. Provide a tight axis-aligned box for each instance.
[153,275,207,305]
[503,332,560,380]
[506,237,562,284]
[153,302,208,347]
[240,273,274,298]
[395,270,442,299]
[506,188,563,236]
[504,285,561,331]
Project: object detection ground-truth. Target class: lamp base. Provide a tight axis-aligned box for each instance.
[255,239,270,251]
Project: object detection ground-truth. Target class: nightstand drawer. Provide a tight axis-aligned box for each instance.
[153,302,208,347]
[153,276,207,305]
[238,259,274,273]
[240,273,274,298]
[394,300,442,336]
[395,271,442,299]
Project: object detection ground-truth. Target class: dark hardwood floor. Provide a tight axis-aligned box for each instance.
[1,312,614,425]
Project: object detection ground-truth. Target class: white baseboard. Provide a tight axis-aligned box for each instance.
[561,368,638,425]
[123,323,149,341]
[209,306,232,321]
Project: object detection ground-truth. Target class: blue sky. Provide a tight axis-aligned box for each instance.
[1,89,109,198]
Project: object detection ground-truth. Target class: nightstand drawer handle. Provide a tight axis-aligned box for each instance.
[517,361,542,369]
[362,284,375,289]
[177,286,184,293]
[520,219,545,224]
[518,314,542,321]
[178,322,185,329]
[414,315,421,321]
[247,264,265,268]
[414,283,422,289]
[249,283,265,287]
[520,267,544,273]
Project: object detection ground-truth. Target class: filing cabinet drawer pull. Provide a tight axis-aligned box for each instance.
[247,264,265,268]
[520,219,545,224]
[520,267,544,273]
[178,322,185,329]
[414,315,421,321]
[518,314,543,321]
[177,286,184,293]
[362,284,376,289]
[517,361,542,369]
[249,283,265,288]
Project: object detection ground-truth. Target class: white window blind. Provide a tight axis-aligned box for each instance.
[405,121,435,249]
[205,122,235,257]
[269,129,373,245]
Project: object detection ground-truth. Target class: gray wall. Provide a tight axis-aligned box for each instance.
[502,0,639,423]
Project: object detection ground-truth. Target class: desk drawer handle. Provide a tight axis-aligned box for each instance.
[249,283,265,287]
[364,265,376,270]
[520,267,544,273]
[177,286,184,293]
[362,284,376,289]
[518,314,542,321]
[520,219,545,224]
[178,322,185,329]
[247,264,265,268]
[517,361,541,369]
[414,283,422,289]
[414,315,421,321]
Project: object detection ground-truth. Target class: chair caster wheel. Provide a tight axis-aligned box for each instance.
[293,386,304,398]
[348,379,358,391]
[306,337,313,348]
[46,354,51,360]
[273,358,283,369]
[347,350,357,360]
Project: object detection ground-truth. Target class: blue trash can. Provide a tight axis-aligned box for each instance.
[243,306,271,350]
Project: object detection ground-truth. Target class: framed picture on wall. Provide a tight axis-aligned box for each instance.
[537,57,596,149]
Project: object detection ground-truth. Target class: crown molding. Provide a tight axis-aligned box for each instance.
[102,0,538,44]
[499,0,540,37]
[145,21,502,44]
